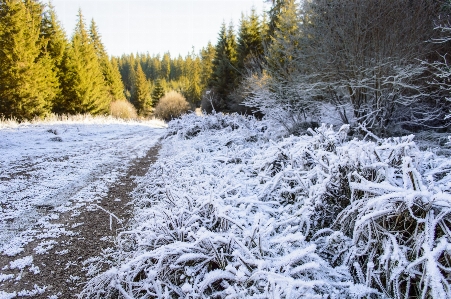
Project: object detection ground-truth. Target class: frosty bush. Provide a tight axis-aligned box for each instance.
[81,113,451,299]
[154,91,190,121]
[165,112,263,140]
[110,100,138,119]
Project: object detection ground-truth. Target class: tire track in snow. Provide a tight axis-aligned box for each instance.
[0,142,162,299]
[0,125,163,248]
[0,123,164,298]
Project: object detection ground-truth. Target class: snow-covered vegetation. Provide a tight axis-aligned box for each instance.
[81,113,451,298]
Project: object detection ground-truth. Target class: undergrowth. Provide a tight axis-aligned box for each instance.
[80,113,451,299]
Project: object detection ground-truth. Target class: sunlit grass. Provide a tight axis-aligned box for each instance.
[0,113,167,129]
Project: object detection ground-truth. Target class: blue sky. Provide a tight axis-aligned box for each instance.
[52,0,270,57]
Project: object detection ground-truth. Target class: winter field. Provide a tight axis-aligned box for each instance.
[1,113,451,298]
[0,115,166,298]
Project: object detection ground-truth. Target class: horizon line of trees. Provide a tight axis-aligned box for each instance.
[115,6,270,116]
[0,0,273,121]
[115,45,215,113]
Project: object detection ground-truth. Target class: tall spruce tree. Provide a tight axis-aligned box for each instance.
[130,63,151,115]
[40,3,69,113]
[186,54,202,106]
[209,22,238,110]
[161,52,171,81]
[119,53,136,95]
[89,19,125,101]
[151,79,165,107]
[0,0,57,120]
[237,8,264,75]
[40,3,67,75]
[127,59,137,102]
[200,42,216,89]
[110,57,125,98]
[58,10,109,114]
[265,0,302,78]
[265,0,286,45]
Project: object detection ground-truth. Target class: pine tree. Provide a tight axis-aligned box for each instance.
[200,42,216,89]
[153,54,162,80]
[261,12,269,45]
[130,63,151,115]
[237,8,264,74]
[186,54,202,106]
[89,19,125,101]
[226,22,238,69]
[41,3,67,74]
[161,52,171,81]
[127,59,137,102]
[265,0,302,78]
[58,10,109,114]
[265,0,286,45]
[208,22,238,110]
[171,55,183,80]
[40,2,69,113]
[118,53,136,94]
[151,79,165,107]
[0,0,58,120]
[109,57,126,99]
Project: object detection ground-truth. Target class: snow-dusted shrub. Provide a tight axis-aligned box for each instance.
[81,114,451,299]
[280,128,451,297]
[165,112,263,140]
[333,136,451,298]
[154,91,190,121]
[255,125,451,298]
[243,72,323,137]
[110,100,138,119]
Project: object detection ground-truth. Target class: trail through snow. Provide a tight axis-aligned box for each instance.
[0,119,165,298]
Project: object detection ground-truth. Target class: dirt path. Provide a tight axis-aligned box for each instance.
[0,143,161,299]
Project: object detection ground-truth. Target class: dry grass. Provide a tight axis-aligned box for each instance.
[154,90,190,121]
[0,113,167,129]
[110,100,138,120]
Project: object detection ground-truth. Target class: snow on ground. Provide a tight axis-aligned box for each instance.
[0,116,166,287]
[81,113,451,299]
[3,113,450,298]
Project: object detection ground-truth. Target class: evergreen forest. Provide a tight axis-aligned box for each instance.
[2,0,451,136]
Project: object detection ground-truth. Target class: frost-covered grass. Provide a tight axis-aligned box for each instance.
[1,115,166,298]
[81,113,451,298]
[0,113,167,129]
[0,116,165,256]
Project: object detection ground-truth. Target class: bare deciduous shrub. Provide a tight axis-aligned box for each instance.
[154,90,190,121]
[110,100,138,119]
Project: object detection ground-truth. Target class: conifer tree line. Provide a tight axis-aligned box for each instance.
[0,0,125,120]
[115,45,215,113]
[115,7,267,115]
[4,0,451,131]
